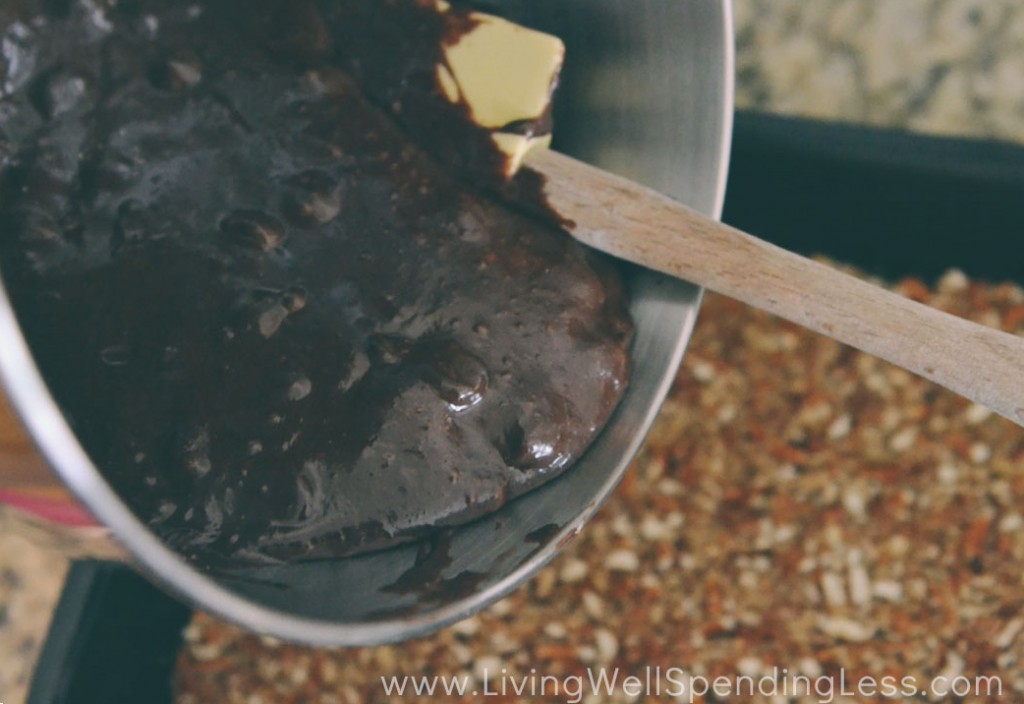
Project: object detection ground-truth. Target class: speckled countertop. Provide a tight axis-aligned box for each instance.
[735,0,1024,142]
[3,1,1024,702]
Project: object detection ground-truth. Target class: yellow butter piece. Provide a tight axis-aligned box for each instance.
[441,13,564,131]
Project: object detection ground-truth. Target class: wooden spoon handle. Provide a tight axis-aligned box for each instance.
[529,149,1024,426]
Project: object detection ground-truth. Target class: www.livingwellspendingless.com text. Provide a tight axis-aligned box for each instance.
[380,664,1003,702]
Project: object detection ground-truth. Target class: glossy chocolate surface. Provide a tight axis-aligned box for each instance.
[0,0,632,564]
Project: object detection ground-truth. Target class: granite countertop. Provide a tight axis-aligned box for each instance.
[734,0,1024,142]
[3,1,1024,702]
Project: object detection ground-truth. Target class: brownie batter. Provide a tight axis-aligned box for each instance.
[0,0,633,564]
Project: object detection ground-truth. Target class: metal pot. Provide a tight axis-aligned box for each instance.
[0,0,734,645]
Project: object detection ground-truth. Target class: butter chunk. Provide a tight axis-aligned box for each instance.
[441,13,564,131]
[438,8,569,177]
[437,7,564,178]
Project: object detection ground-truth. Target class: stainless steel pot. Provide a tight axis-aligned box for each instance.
[0,0,734,645]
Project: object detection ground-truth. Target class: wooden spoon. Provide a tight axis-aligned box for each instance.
[528,149,1024,427]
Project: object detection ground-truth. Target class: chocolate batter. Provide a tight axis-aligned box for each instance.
[0,0,632,564]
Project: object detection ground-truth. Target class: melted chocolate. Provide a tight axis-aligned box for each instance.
[0,0,632,565]
[382,529,486,603]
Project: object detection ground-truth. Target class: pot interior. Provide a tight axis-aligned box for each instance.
[0,0,733,646]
